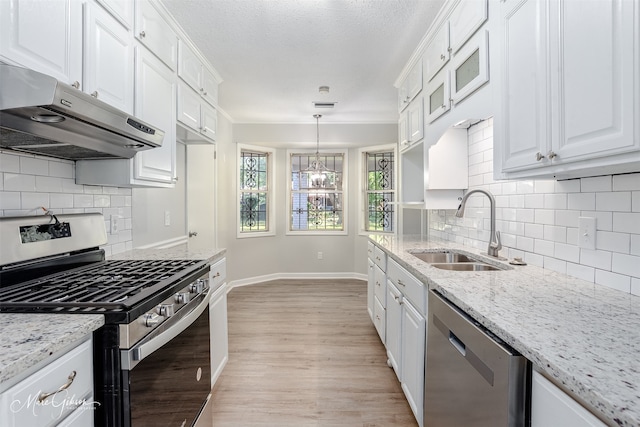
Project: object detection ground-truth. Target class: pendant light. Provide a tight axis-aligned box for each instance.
[304,114,335,189]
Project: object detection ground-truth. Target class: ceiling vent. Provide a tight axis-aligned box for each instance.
[313,101,337,108]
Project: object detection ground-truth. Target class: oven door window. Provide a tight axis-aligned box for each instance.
[124,305,211,427]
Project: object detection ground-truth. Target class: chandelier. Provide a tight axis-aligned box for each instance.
[303,114,335,189]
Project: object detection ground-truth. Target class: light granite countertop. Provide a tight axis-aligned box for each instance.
[0,314,104,389]
[108,243,225,263]
[369,234,640,427]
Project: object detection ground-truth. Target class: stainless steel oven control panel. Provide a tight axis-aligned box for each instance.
[119,272,210,349]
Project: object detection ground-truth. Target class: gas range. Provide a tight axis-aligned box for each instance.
[0,213,213,426]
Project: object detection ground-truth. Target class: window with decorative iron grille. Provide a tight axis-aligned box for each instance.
[365,150,394,232]
[239,147,272,235]
[289,151,346,232]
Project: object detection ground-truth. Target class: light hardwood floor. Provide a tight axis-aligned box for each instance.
[207,279,418,426]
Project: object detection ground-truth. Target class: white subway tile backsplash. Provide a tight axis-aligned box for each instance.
[612,173,640,191]
[19,157,48,176]
[93,195,111,208]
[544,193,567,209]
[21,192,49,211]
[73,194,94,208]
[595,270,630,293]
[555,210,580,227]
[596,231,630,254]
[0,192,21,210]
[544,225,566,243]
[534,239,555,257]
[612,212,640,234]
[611,253,640,278]
[0,153,20,173]
[632,277,640,296]
[566,262,595,282]
[49,193,74,209]
[580,248,612,270]
[427,119,638,295]
[48,160,74,178]
[83,185,104,194]
[554,243,580,263]
[581,175,612,192]
[534,209,555,225]
[632,235,640,256]
[61,178,85,194]
[35,176,63,193]
[596,192,631,212]
[568,193,596,210]
[4,173,36,192]
[555,179,581,193]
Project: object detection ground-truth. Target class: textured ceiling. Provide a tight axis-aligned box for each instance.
[161,0,445,124]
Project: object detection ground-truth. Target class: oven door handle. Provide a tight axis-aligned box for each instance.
[121,288,210,370]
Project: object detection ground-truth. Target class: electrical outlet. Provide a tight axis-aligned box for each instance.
[164,211,171,226]
[110,215,119,233]
[317,251,323,260]
[578,217,596,250]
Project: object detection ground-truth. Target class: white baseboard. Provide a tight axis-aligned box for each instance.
[228,272,367,290]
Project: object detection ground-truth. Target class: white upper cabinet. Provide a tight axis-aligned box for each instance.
[178,40,220,107]
[0,0,82,86]
[398,60,423,112]
[133,46,176,184]
[449,0,488,54]
[135,0,178,70]
[423,22,450,83]
[83,1,134,114]
[496,0,640,180]
[177,81,217,143]
[96,0,134,29]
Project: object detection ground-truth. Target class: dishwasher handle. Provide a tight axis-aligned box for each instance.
[449,331,466,356]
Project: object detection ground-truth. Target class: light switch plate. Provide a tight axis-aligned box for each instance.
[578,217,596,250]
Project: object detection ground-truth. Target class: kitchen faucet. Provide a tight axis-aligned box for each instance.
[455,188,502,258]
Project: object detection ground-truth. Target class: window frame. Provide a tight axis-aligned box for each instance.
[286,148,348,236]
[237,143,276,238]
[359,144,397,235]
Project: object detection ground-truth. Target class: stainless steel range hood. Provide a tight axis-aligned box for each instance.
[0,64,164,160]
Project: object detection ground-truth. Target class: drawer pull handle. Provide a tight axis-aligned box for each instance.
[214,272,220,277]
[38,370,76,403]
[397,279,405,287]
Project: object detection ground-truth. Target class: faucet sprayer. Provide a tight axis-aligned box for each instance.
[455,189,502,258]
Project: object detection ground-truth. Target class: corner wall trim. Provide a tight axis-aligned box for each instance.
[228,272,367,290]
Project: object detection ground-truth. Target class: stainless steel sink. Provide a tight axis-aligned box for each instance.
[409,250,506,271]
[411,252,476,263]
[429,263,502,271]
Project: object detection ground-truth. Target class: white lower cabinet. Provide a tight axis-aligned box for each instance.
[209,258,228,387]
[400,299,425,426]
[0,337,94,427]
[209,284,228,386]
[385,254,427,427]
[531,370,606,427]
[367,257,375,321]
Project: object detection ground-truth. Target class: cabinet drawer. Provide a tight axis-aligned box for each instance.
[1,338,93,427]
[374,264,386,308]
[387,258,426,315]
[373,296,386,343]
[367,241,375,259]
[58,405,94,427]
[373,246,387,271]
[209,258,226,292]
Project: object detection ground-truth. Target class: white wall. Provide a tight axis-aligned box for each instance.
[0,150,133,256]
[132,142,187,247]
[217,122,397,284]
[428,119,640,295]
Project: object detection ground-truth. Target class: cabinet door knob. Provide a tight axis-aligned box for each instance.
[536,152,545,161]
[139,30,146,38]
[440,54,445,60]
[203,91,207,96]
[547,151,557,159]
[441,104,446,109]
[72,81,80,89]
[91,91,99,98]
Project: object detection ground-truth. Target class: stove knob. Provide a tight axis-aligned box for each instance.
[175,292,190,304]
[190,279,206,294]
[158,303,175,317]
[143,313,161,327]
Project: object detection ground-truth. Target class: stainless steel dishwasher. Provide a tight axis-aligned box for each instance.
[424,290,528,427]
